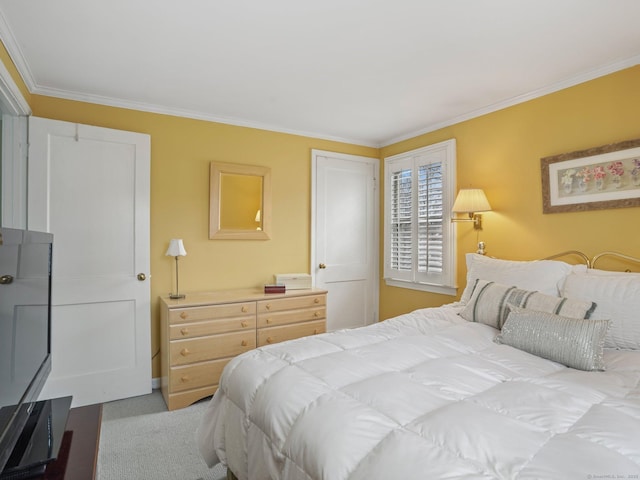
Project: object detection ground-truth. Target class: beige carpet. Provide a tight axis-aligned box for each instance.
[97,390,226,480]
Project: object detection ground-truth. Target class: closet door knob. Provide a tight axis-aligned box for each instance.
[319,263,326,269]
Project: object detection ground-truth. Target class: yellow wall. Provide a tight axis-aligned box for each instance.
[380,65,640,320]
[28,95,377,376]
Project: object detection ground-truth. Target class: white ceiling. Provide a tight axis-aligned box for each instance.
[0,1,639,147]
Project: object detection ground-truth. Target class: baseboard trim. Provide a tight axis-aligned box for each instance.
[151,377,161,390]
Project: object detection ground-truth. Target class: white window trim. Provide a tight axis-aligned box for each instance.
[383,139,457,296]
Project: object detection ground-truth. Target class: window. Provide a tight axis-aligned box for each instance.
[384,139,457,295]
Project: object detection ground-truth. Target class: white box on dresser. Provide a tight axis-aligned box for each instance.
[274,273,312,289]
[159,288,327,410]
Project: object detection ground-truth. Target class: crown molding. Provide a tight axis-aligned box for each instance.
[381,54,640,148]
[0,8,637,150]
[0,9,36,94]
[0,10,31,115]
[0,12,378,147]
[29,83,380,147]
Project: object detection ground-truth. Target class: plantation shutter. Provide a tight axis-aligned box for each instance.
[388,158,413,282]
[416,161,443,279]
[384,139,456,293]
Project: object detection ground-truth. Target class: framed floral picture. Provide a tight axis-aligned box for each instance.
[541,138,640,214]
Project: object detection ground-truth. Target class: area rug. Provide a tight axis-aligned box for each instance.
[97,391,225,480]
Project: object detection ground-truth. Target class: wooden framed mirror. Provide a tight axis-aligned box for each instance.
[209,162,271,240]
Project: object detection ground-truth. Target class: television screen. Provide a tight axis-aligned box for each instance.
[0,228,53,473]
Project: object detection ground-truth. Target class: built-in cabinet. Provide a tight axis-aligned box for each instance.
[160,288,327,410]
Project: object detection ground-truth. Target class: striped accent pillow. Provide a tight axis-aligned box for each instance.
[459,279,595,329]
[495,306,610,371]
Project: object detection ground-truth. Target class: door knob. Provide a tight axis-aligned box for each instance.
[319,263,326,269]
[0,274,14,285]
[137,273,147,281]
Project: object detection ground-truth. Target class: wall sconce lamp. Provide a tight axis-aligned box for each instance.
[166,238,187,299]
[451,189,492,230]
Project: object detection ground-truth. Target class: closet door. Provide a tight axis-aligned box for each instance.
[312,150,379,331]
[28,117,151,407]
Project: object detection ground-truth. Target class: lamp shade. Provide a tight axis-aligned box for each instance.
[452,189,491,213]
[165,239,187,257]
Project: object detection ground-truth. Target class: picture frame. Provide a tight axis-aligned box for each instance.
[541,138,640,214]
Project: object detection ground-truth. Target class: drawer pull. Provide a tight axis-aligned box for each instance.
[180,312,188,319]
[180,348,190,357]
[180,328,189,336]
[241,340,248,346]
[266,304,271,310]
[241,321,248,328]
[241,306,248,313]
[314,298,320,304]
[314,311,320,317]
[180,375,190,383]
[266,337,273,344]
[266,318,272,324]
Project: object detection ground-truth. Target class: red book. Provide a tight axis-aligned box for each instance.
[264,284,286,294]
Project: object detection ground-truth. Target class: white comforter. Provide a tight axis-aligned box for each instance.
[196,304,640,480]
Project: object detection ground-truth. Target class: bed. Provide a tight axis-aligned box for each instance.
[196,251,640,479]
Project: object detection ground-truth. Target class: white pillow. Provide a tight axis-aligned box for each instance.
[561,271,640,350]
[460,254,582,304]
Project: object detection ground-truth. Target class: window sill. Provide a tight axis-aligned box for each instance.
[384,278,457,296]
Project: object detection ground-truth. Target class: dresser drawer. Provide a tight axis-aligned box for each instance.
[169,358,230,393]
[169,301,256,324]
[170,330,256,366]
[258,306,325,328]
[169,316,255,340]
[258,319,325,347]
[165,386,217,411]
[257,294,325,314]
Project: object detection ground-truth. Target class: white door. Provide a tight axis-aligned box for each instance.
[312,150,378,331]
[28,117,151,407]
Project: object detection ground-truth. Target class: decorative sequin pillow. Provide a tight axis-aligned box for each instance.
[495,306,610,371]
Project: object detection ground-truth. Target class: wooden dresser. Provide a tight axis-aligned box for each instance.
[160,288,327,410]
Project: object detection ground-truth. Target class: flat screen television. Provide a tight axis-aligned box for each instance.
[0,228,71,479]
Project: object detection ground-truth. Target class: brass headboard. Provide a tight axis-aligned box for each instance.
[591,251,640,271]
[543,250,591,268]
[542,250,640,271]
[477,243,640,271]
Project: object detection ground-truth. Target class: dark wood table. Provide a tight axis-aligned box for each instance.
[42,403,102,480]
